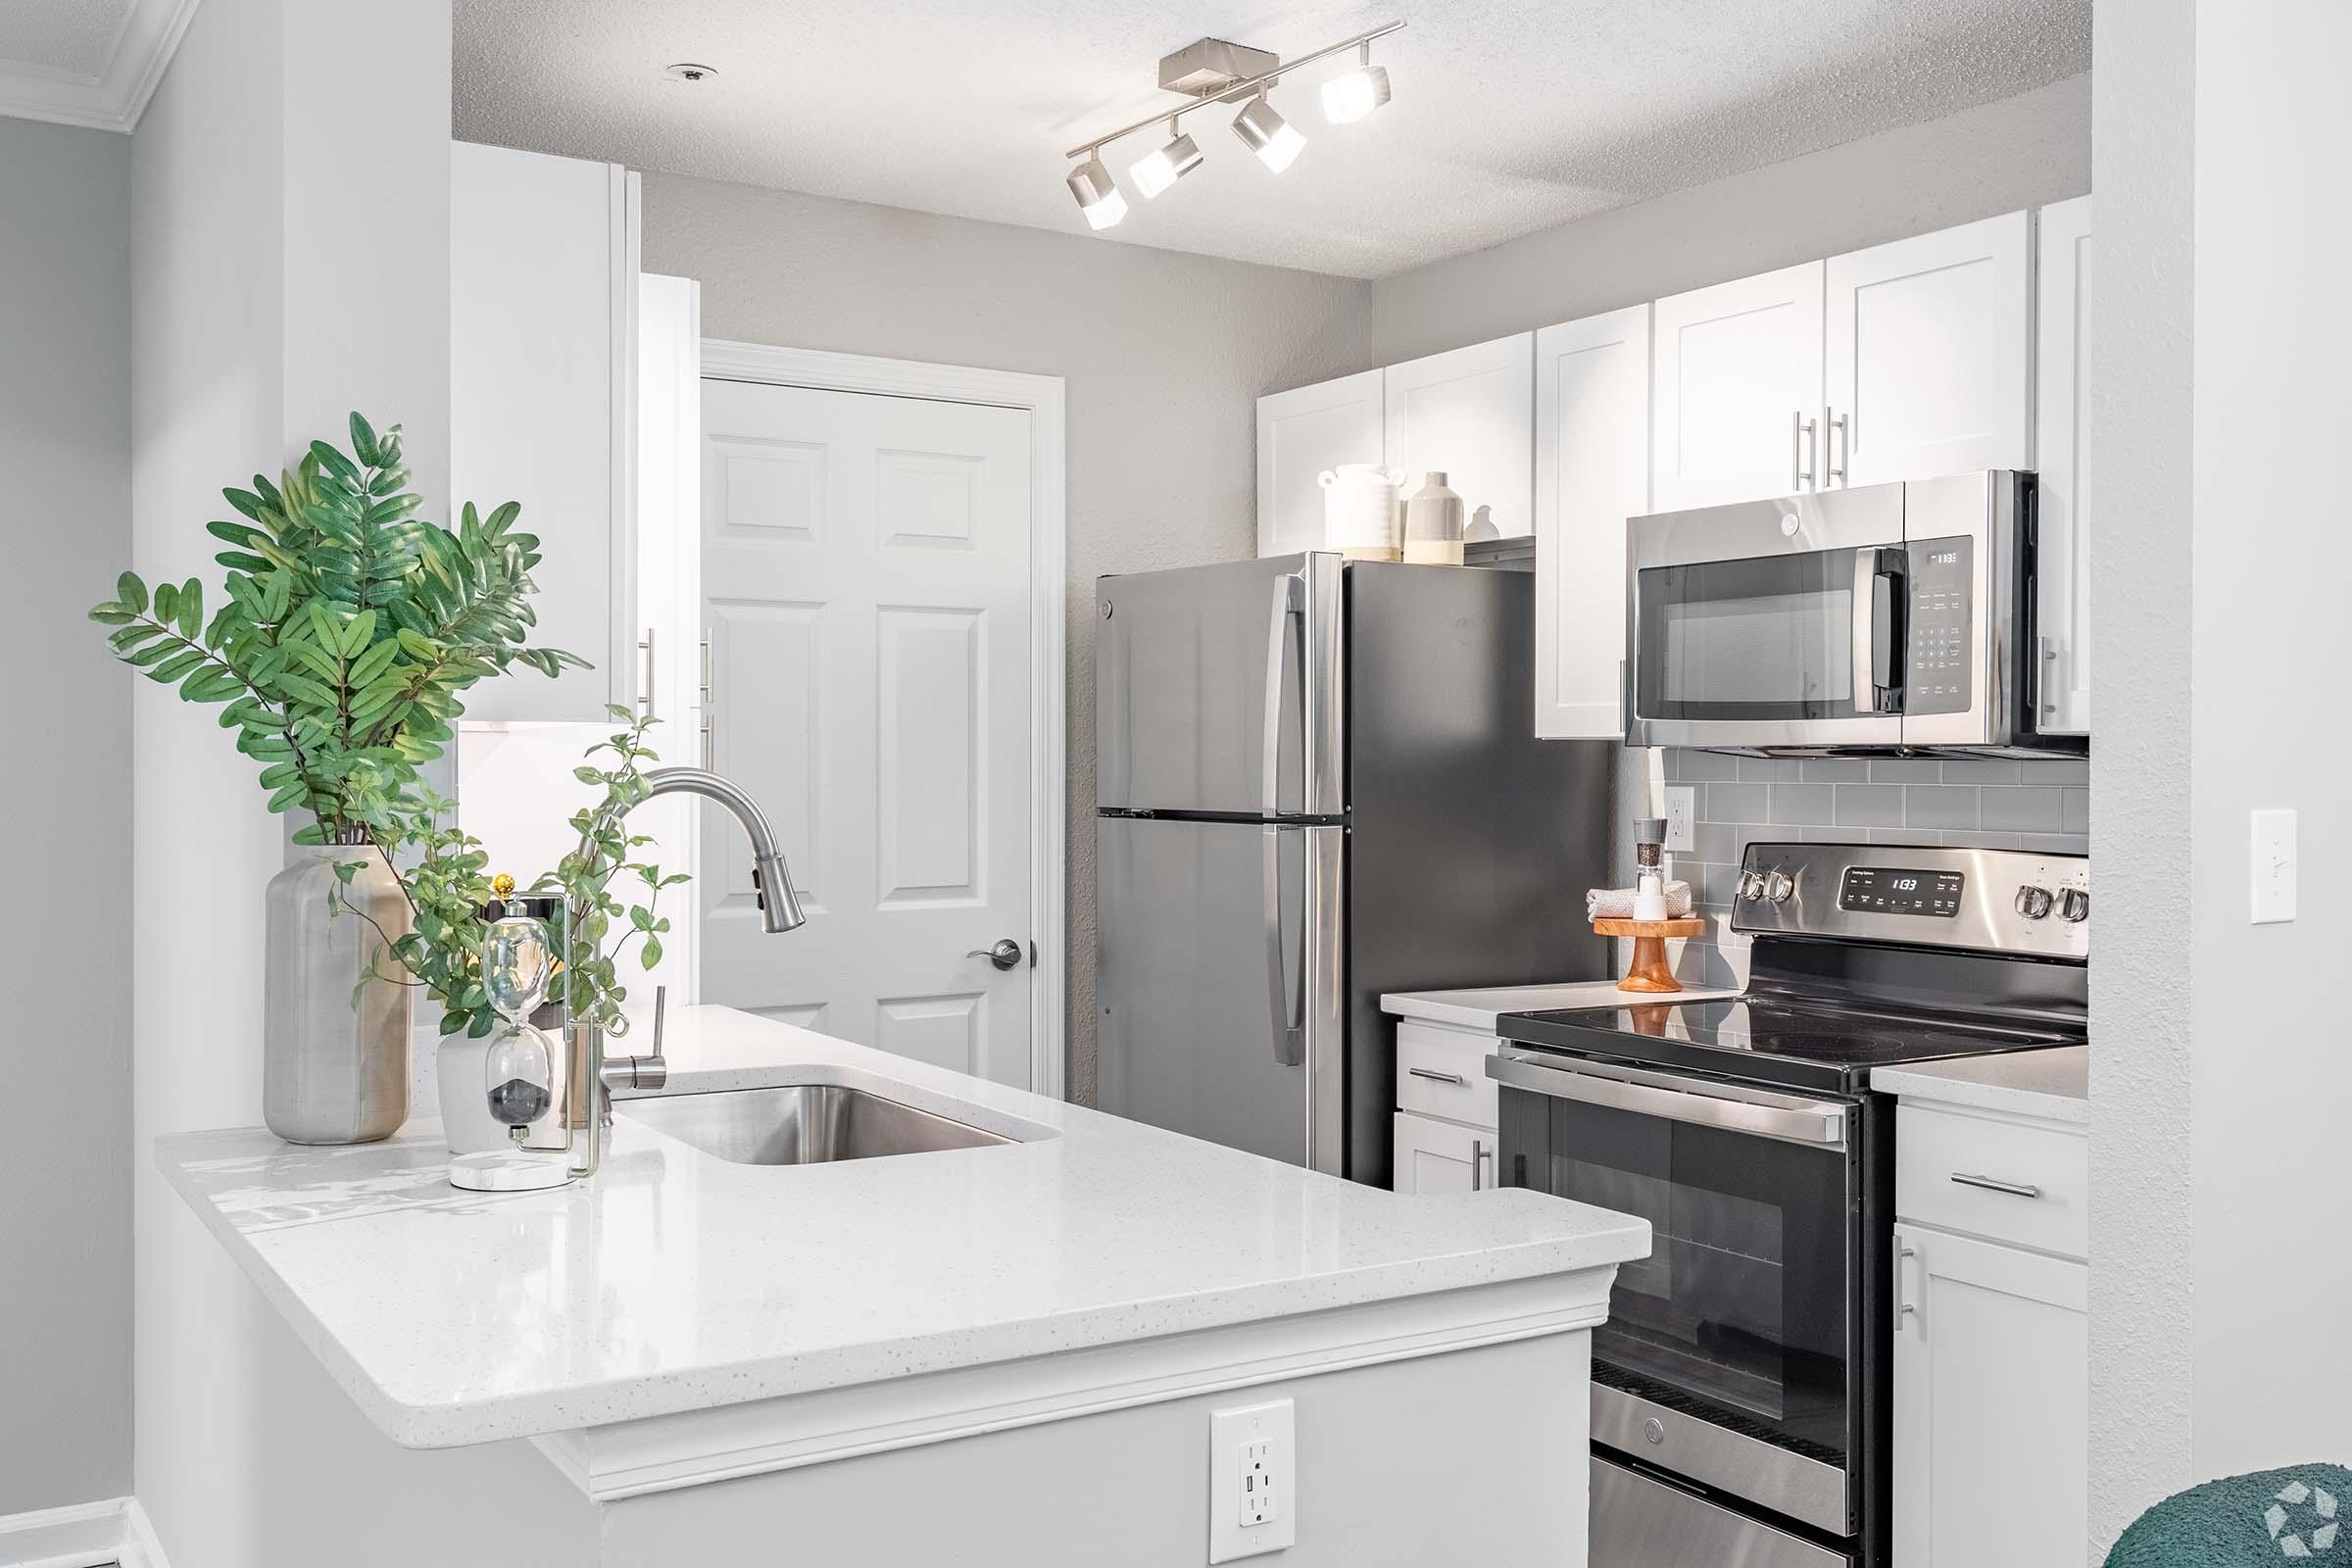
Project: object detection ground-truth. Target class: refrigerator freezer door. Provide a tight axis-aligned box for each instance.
[1097,816,1345,1171]
[1096,555,1344,816]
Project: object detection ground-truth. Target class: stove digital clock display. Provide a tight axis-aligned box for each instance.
[1839,866,1964,917]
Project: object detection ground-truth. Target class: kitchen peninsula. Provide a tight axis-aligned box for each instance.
[159,1005,1647,1567]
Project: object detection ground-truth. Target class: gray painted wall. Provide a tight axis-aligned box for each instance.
[638,174,1374,1104]
[0,115,132,1513]
[1365,74,2090,366]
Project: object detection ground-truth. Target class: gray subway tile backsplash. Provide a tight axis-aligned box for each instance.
[1938,759,2023,785]
[1768,783,1836,824]
[1705,781,1769,823]
[1905,785,1982,830]
[1833,783,1906,827]
[1980,786,2065,832]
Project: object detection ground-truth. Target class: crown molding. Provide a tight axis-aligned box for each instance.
[0,0,202,133]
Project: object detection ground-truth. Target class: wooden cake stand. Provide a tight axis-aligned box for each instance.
[1592,916,1707,994]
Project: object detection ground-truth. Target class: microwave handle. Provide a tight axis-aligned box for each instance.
[1851,548,1905,714]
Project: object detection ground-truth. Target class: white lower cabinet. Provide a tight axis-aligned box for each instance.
[1391,1109,1494,1196]
[1891,1100,2088,1568]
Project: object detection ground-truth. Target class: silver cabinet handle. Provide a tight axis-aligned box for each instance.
[1487,1053,1848,1150]
[1791,410,1818,491]
[1407,1066,1467,1086]
[967,938,1024,971]
[697,630,715,769]
[1826,409,1848,487]
[1894,1242,1919,1334]
[637,627,657,718]
[1260,573,1302,816]
[1263,825,1302,1067]
[1950,1172,2042,1199]
[1471,1138,1491,1192]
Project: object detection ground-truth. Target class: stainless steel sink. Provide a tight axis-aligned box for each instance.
[618,1083,1013,1166]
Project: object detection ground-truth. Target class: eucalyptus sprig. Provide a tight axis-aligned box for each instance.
[532,707,691,1039]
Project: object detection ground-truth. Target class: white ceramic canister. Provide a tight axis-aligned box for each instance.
[1317,464,1404,561]
[436,1033,509,1154]
[1401,471,1466,564]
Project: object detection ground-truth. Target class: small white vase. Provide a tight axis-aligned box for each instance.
[1318,464,1404,560]
[1401,471,1466,564]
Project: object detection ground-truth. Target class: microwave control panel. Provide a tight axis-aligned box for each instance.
[1904,535,1973,714]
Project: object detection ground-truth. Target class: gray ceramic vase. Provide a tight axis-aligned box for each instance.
[263,842,415,1144]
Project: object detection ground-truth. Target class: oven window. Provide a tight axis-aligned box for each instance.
[1499,1082,1853,1464]
[1638,550,1861,721]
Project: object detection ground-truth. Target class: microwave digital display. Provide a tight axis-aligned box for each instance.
[1839,866,1964,917]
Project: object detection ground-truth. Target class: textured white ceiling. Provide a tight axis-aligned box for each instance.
[0,0,130,78]
[0,0,194,131]
[456,0,2088,279]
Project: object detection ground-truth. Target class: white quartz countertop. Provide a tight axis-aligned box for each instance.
[1871,1046,2089,1124]
[1383,980,1741,1032]
[158,1006,1649,1449]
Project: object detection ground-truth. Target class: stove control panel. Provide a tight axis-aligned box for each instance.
[1734,842,2087,959]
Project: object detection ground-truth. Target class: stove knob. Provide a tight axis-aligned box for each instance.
[1738,870,1767,903]
[2014,885,2055,920]
[1765,870,1794,905]
[2058,887,2089,923]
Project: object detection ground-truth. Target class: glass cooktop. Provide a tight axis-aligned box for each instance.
[1499,996,2080,1094]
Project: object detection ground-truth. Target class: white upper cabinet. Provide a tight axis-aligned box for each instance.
[2034,196,2092,735]
[1254,369,1384,558]
[1383,333,1536,536]
[1650,261,1826,510]
[1826,211,2033,487]
[451,141,640,722]
[1534,305,1650,739]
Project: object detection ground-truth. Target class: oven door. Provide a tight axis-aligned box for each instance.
[1491,1049,1860,1538]
[1626,484,1906,750]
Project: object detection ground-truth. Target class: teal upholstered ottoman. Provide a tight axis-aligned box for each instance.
[2107,1465,2351,1565]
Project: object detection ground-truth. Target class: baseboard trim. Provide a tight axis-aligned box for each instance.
[0,1496,169,1568]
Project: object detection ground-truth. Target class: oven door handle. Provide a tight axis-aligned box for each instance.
[1486,1054,1849,1150]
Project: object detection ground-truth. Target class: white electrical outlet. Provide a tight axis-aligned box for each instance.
[1663,786,1696,854]
[1208,1399,1296,1562]
[2252,808,2298,924]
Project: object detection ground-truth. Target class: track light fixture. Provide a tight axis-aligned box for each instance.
[1060,21,1403,229]
[1321,42,1392,124]
[1130,121,1203,198]
[1065,154,1127,230]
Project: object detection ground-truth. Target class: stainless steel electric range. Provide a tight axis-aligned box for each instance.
[1490,841,2089,1568]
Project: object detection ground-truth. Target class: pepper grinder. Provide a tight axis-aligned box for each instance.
[1633,817,1670,922]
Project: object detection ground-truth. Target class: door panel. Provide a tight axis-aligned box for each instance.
[1095,555,1340,816]
[1652,263,1826,510]
[1098,818,1342,1166]
[1391,1111,1489,1196]
[699,378,1033,1085]
[1535,305,1650,738]
[1827,211,2032,486]
[1891,1224,2087,1568]
[1257,370,1384,558]
[2034,197,2092,735]
[1591,1457,1849,1568]
[1383,333,1535,536]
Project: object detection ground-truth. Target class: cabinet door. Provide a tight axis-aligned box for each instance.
[1391,1111,1494,1196]
[1534,305,1649,739]
[1651,262,1826,510]
[2034,197,2092,735]
[1826,211,2032,487]
[452,141,640,722]
[1383,333,1536,536]
[1892,1223,2087,1568]
[1256,370,1384,558]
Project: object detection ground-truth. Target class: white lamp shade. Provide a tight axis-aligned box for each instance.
[1232,94,1305,173]
[1130,131,1203,198]
[1065,155,1127,229]
[1322,64,1391,123]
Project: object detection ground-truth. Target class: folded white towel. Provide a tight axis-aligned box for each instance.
[1586,881,1695,921]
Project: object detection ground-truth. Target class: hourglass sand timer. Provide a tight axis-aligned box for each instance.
[449,878,574,1193]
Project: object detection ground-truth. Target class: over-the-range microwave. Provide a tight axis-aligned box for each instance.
[1623,469,2084,757]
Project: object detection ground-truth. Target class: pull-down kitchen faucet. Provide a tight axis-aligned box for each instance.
[562,766,804,1177]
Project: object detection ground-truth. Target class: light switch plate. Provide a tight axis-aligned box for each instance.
[1663,786,1696,854]
[2252,808,2298,924]
[1208,1398,1296,1562]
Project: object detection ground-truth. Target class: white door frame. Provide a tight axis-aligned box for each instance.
[698,339,1068,1100]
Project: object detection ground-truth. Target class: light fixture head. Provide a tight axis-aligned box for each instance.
[1322,59,1391,124]
[1066,155,1128,230]
[663,62,716,83]
[1232,92,1305,173]
[1130,126,1203,198]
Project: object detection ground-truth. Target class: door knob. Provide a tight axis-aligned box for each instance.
[969,938,1024,971]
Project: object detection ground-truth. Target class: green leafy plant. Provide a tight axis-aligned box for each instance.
[86,412,685,1040]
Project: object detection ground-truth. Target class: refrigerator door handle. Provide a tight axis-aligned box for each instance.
[1263,826,1303,1066]
[1261,572,1303,816]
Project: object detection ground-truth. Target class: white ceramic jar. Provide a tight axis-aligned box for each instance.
[1317,464,1404,560]
[1401,471,1466,564]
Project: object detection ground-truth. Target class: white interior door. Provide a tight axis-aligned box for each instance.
[1651,261,1826,510]
[1826,210,2033,486]
[699,377,1035,1085]
[1382,333,1536,536]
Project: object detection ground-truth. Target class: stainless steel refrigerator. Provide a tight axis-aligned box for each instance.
[1095,553,1613,1185]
